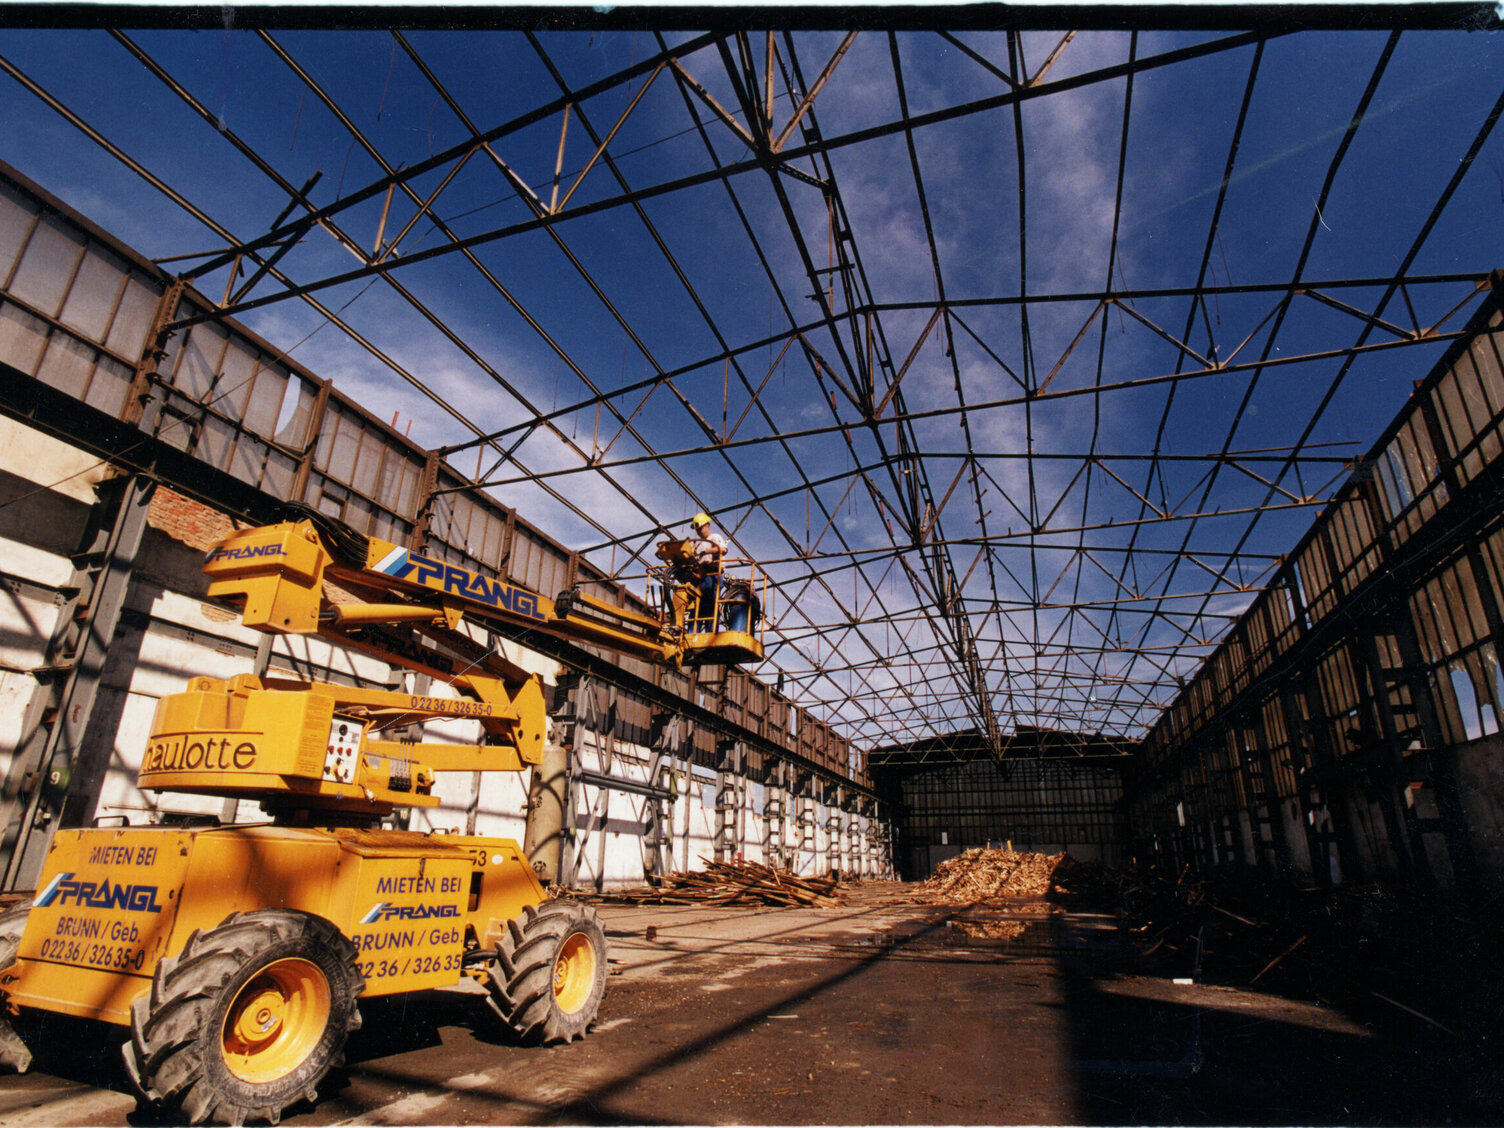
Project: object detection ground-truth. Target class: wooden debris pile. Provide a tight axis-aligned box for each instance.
[918,847,1075,902]
[588,858,841,907]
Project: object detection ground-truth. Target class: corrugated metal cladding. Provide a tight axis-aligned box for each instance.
[1127,290,1504,898]
[0,161,860,786]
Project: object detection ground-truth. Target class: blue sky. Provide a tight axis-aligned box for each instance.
[1,23,1499,746]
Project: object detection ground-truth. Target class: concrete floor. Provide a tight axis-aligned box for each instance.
[0,883,1495,1125]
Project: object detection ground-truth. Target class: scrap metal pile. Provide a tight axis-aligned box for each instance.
[586,859,842,907]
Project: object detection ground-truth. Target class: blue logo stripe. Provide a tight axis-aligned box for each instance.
[34,872,69,907]
[375,547,417,580]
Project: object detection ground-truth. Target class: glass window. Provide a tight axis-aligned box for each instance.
[229,432,267,486]
[8,214,85,316]
[84,354,132,416]
[104,276,160,360]
[0,300,49,374]
[213,341,259,421]
[196,416,235,471]
[1448,666,1483,742]
[175,323,229,399]
[58,246,129,343]
[0,181,38,284]
[38,332,96,398]
[323,411,360,484]
[242,364,288,437]
[263,449,296,500]
[351,431,381,497]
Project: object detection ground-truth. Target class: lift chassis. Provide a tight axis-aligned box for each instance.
[0,514,765,1124]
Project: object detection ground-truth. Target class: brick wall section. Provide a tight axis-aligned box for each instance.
[147,486,237,551]
[146,488,359,610]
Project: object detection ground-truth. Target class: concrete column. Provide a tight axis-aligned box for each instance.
[1,474,154,890]
[762,759,787,870]
[714,739,744,861]
[847,808,859,877]
[523,736,571,885]
[825,785,843,876]
[643,712,688,882]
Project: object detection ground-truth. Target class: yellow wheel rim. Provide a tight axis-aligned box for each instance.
[552,932,596,1015]
[220,958,331,1083]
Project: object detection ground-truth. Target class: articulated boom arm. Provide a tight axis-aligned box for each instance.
[204,520,709,664]
[204,519,763,669]
[137,670,546,817]
[137,519,762,817]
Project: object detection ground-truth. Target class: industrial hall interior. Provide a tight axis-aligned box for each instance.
[0,10,1502,1127]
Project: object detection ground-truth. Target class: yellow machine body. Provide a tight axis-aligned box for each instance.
[0,515,767,1120]
[3,824,544,1026]
[137,673,545,814]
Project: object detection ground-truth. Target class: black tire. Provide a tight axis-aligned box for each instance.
[122,910,364,1126]
[485,899,607,1045]
[0,905,33,1072]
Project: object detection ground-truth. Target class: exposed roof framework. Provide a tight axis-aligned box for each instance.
[1,20,1500,762]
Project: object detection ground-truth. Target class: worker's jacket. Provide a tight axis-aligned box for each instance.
[692,531,728,571]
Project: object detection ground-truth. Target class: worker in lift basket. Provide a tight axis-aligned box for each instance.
[677,511,726,632]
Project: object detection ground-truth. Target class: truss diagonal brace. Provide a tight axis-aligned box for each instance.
[670,56,758,150]
[1297,287,1416,341]
[1110,298,1215,370]
[875,306,943,418]
[554,64,665,214]
[771,32,858,153]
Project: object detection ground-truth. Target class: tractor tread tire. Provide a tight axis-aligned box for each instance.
[122,909,363,1126]
[484,900,607,1045]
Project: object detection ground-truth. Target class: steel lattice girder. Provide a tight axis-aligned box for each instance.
[0,21,1498,762]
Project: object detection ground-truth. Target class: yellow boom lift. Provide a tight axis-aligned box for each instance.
[0,514,764,1124]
